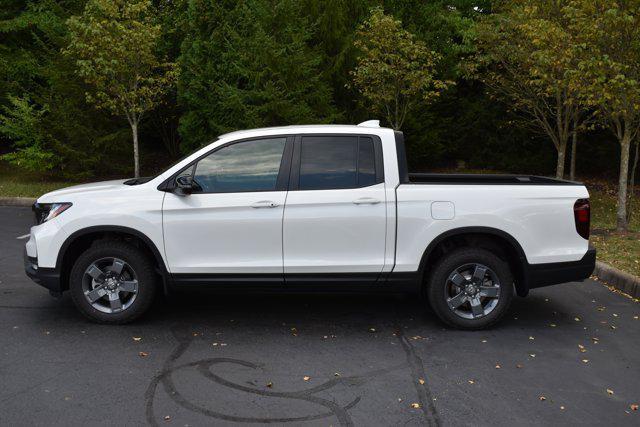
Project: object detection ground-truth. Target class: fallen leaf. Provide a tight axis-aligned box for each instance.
[578,344,586,353]
[539,396,546,401]
[138,351,149,357]
[607,389,614,395]
[133,337,142,342]
[303,376,311,381]
[411,403,421,409]
[418,378,425,385]
[630,404,638,411]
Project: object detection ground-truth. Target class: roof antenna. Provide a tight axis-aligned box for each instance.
[357,120,380,128]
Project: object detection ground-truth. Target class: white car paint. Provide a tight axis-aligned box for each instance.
[29,122,590,278]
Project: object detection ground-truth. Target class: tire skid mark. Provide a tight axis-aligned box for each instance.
[144,324,406,426]
[394,307,441,427]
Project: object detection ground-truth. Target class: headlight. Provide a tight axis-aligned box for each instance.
[33,202,72,224]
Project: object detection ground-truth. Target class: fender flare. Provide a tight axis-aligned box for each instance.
[417,226,530,296]
[55,225,170,277]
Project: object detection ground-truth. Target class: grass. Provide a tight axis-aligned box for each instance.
[586,178,640,277]
[0,162,79,198]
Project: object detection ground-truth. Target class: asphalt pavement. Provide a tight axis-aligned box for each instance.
[0,206,638,426]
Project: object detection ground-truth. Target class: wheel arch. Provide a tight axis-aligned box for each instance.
[56,226,169,291]
[418,226,530,297]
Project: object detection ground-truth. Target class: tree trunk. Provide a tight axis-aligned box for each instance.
[616,133,632,231]
[627,141,639,224]
[570,129,577,181]
[555,139,567,179]
[131,121,140,178]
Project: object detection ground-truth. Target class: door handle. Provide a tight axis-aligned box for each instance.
[251,200,279,208]
[353,197,381,205]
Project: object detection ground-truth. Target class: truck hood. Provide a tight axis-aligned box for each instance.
[38,179,129,202]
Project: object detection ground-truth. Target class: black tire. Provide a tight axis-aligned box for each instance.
[69,239,157,324]
[426,247,513,330]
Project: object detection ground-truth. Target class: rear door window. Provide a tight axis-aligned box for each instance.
[298,135,379,190]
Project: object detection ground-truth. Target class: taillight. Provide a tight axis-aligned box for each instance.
[574,199,590,240]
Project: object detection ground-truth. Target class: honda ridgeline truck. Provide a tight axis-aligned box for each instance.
[24,121,596,329]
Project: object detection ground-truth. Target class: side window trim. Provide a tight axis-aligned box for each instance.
[290,133,385,192]
[161,135,295,194]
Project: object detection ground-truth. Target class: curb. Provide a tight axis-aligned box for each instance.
[594,261,640,299]
[0,197,35,207]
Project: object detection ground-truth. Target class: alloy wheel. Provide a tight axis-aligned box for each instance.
[82,257,139,314]
[444,263,501,320]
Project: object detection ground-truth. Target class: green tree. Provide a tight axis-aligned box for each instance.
[65,0,178,177]
[178,0,338,153]
[0,95,55,172]
[565,0,640,231]
[0,0,118,178]
[468,1,589,179]
[350,8,451,130]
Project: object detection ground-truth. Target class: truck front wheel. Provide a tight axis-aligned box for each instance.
[69,239,157,324]
[427,247,514,330]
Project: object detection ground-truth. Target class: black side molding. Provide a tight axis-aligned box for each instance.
[526,248,596,289]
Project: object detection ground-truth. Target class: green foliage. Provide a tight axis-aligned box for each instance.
[177,0,339,153]
[0,0,634,187]
[65,0,177,121]
[0,96,55,171]
[65,0,178,176]
[0,0,113,179]
[467,1,588,178]
[564,0,640,230]
[350,8,451,130]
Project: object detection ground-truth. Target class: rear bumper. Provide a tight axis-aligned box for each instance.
[527,247,596,289]
[24,250,62,294]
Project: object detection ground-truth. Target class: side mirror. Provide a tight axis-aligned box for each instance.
[174,175,194,196]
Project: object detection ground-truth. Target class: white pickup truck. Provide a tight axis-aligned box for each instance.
[24,121,595,329]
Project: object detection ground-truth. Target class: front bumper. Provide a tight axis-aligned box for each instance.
[24,250,62,294]
[527,247,596,289]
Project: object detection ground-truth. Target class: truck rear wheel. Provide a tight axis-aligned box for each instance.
[427,247,513,330]
[69,240,157,324]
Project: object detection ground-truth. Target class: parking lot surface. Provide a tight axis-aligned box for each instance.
[0,206,639,426]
